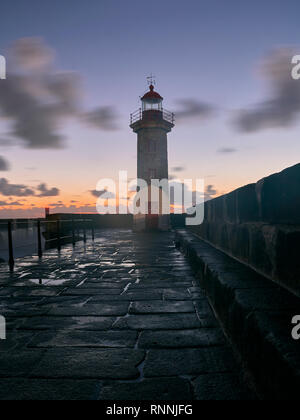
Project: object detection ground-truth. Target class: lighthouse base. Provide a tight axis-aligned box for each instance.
[133,214,170,232]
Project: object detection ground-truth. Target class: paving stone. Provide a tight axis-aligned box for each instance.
[113,314,201,330]
[31,348,145,379]
[0,351,45,377]
[0,297,45,306]
[20,316,116,331]
[0,332,35,352]
[188,287,203,293]
[91,292,163,302]
[47,303,129,317]
[129,282,193,289]
[0,307,49,318]
[0,288,14,297]
[193,373,254,400]
[75,286,123,294]
[191,292,206,300]
[29,330,138,348]
[123,291,164,300]
[79,283,126,290]
[62,288,122,296]
[12,288,64,298]
[99,377,192,400]
[129,301,195,314]
[138,329,225,348]
[0,297,49,317]
[194,300,214,316]
[144,347,236,377]
[38,296,89,306]
[12,279,79,287]
[0,318,24,330]
[129,288,188,294]
[0,378,100,400]
[163,290,193,300]
[197,315,220,328]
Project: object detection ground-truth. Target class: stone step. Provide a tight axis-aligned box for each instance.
[175,229,300,401]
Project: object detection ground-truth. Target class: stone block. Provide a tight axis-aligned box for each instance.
[144,347,236,377]
[99,377,192,400]
[129,301,195,314]
[0,379,100,400]
[193,373,254,400]
[113,314,201,330]
[29,330,138,348]
[31,349,145,379]
[138,328,225,348]
[256,163,300,224]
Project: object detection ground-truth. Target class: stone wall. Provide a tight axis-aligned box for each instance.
[189,164,300,296]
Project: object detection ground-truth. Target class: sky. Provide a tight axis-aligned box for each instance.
[0,0,299,218]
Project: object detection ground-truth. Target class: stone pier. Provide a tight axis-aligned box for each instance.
[0,230,254,400]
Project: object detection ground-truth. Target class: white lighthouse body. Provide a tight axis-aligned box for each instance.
[130,84,175,231]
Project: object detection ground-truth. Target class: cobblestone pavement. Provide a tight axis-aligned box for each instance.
[0,230,255,400]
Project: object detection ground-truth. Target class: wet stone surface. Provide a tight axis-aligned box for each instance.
[0,229,254,400]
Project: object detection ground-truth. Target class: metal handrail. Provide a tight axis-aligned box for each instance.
[130,108,142,124]
[163,109,175,124]
[130,108,175,125]
[0,218,95,271]
[0,219,92,225]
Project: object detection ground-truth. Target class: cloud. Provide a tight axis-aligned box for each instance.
[175,99,216,122]
[0,200,22,206]
[0,139,16,147]
[0,73,76,149]
[0,179,60,198]
[171,166,185,173]
[90,189,100,198]
[0,38,120,149]
[36,183,60,197]
[234,48,300,132]
[0,178,35,196]
[217,147,238,154]
[49,202,64,207]
[204,184,218,200]
[83,107,119,131]
[90,189,116,199]
[11,37,54,71]
[0,156,10,171]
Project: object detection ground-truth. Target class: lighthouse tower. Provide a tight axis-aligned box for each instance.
[130,81,175,231]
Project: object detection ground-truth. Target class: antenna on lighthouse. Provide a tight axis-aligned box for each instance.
[147,73,156,87]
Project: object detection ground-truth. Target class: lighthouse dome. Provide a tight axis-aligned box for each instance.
[141,85,163,102]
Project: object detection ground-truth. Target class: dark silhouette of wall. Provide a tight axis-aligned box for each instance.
[189,163,300,296]
[47,214,133,228]
[48,213,187,230]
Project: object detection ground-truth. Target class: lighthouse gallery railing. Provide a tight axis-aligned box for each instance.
[130,108,175,125]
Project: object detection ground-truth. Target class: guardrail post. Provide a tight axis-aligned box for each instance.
[8,221,14,271]
[57,220,61,252]
[37,220,43,258]
[83,220,87,244]
[91,221,95,241]
[72,217,76,247]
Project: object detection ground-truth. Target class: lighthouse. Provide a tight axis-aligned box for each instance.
[130,80,175,231]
